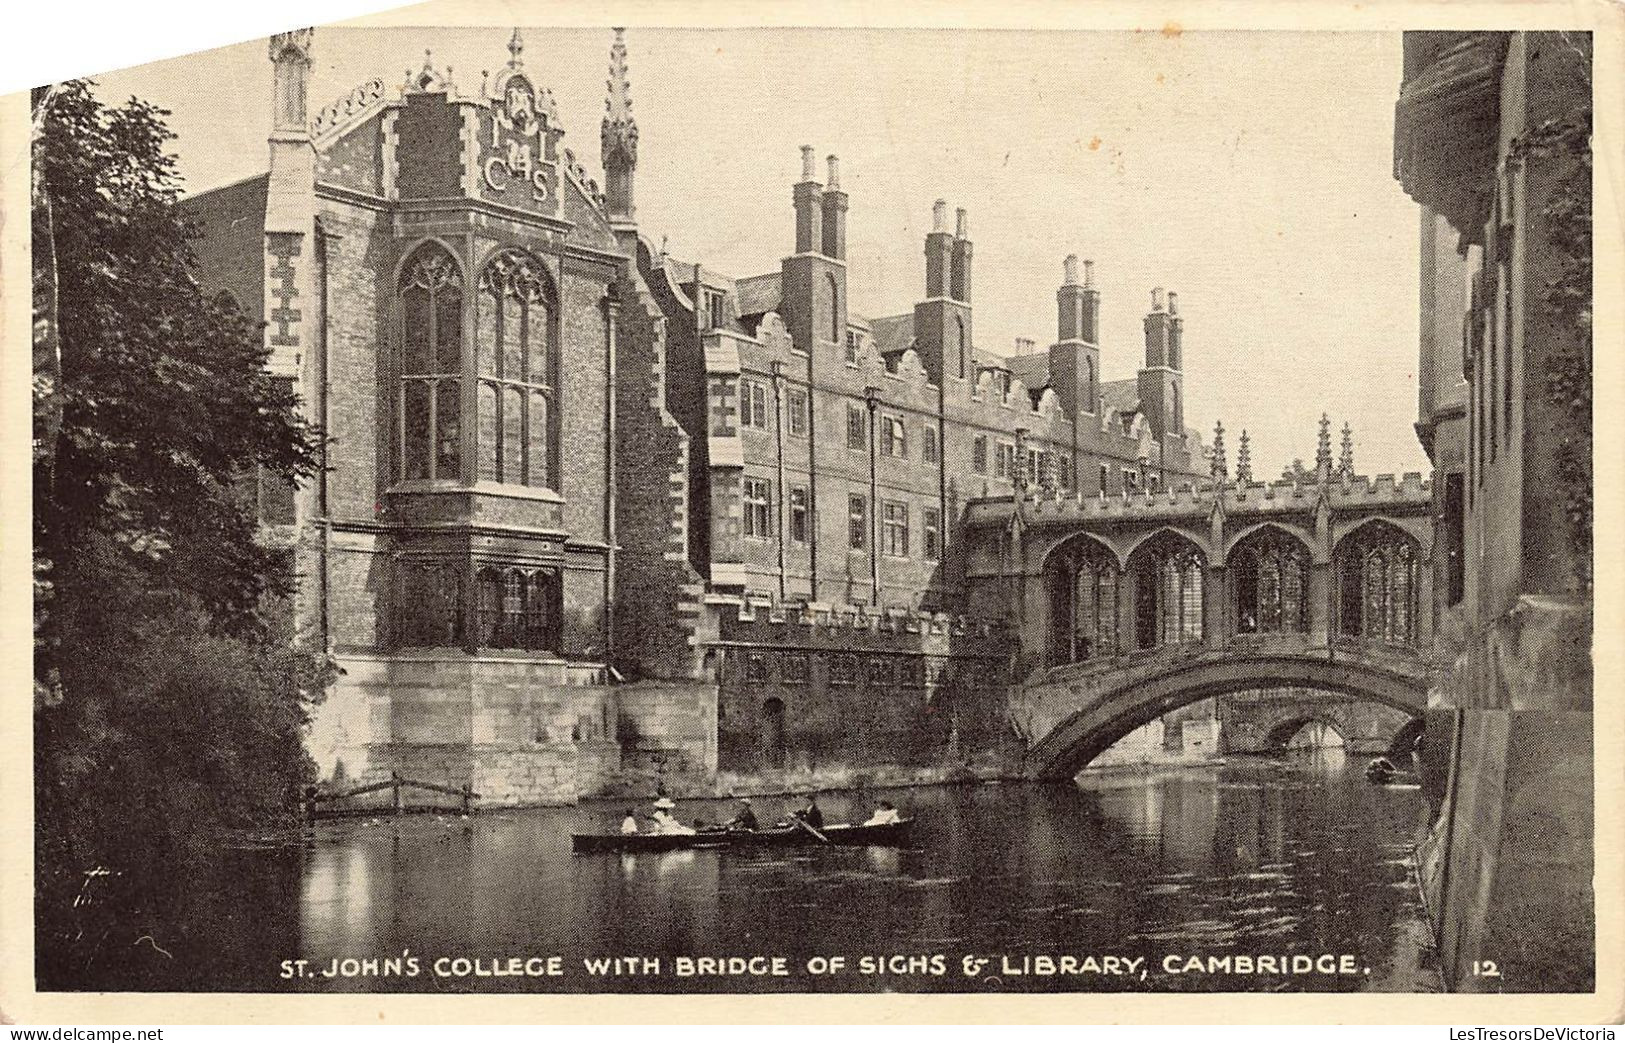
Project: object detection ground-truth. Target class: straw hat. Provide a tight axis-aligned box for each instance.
[653,797,676,810]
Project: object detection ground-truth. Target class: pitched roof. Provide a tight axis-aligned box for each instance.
[1005,353,1051,392]
[735,272,782,317]
[1101,378,1140,415]
[868,313,915,356]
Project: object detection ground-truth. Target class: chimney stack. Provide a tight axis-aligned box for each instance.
[950,207,972,303]
[793,145,823,254]
[925,199,954,298]
[821,153,848,260]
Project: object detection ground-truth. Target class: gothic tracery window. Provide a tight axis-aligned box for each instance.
[1130,532,1205,650]
[398,244,464,481]
[474,564,562,651]
[477,249,557,489]
[1337,523,1420,646]
[1231,529,1309,635]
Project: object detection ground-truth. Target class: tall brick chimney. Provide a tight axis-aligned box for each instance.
[1082,259,1100,343]
[821,154,847,260]
[950,207,972,303]
[793,145,823,255]
[1049,255,1101,419]
[925,199,953,298]
[1138,286,1183,442]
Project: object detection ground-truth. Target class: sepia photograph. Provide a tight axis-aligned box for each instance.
[10,0,1613,1022]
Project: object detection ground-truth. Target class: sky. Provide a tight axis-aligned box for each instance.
[90,25,1431,477]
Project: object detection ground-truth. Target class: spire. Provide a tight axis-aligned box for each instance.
[1315,413,1333,480]
[1211,420,1228,482]
[605,27,631,123]
[508,28,525,69]
[1236,429,1253,484]
[1339,421,1354,478]
[601,28,638,223]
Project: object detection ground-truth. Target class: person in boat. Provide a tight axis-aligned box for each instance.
[620,808,639,834]
[863,800,901,826]
[725,797,759,832]
[649,797,696,835]
[791,794,824,830]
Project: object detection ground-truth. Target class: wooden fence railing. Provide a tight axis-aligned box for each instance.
[303,772,480,822]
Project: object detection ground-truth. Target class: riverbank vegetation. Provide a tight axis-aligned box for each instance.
[31,80,328,985]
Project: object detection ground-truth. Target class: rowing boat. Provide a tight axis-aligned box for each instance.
[571,817,914,853]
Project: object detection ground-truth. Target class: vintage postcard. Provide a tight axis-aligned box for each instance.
[3,0,1620,1025]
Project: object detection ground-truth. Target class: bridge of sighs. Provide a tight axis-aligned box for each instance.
[960,471,1434,777]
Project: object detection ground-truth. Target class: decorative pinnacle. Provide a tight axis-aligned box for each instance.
[605,27,632,122]
[1211,420,1228,480]
[1236,429,1253,484]
[508,28,525,69]
[269,28,314,64]
[1339,421,1355,477]
[1315,413,1333,475]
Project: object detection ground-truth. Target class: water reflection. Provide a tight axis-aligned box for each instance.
[74,755,1439,993]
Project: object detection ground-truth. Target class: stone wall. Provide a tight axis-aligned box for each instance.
[615,679,719,780]
[1417,594,1593,992]
[310,652,621,806]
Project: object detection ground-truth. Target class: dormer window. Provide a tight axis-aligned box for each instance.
[704,289,727,330]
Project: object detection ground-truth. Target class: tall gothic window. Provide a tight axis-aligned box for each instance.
[1130,532,1204,650]
[1049,537,1119,666]
[1336,522,1420,646]
[476,249,557,489]
[1231,528,1309,635]
[474,565,562,651]
[954,316,967,380]
[398,244,464,481]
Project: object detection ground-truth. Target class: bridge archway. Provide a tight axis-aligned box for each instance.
[1024,654,1425,779]
[1386,715,1426,759]
[1263,714,1348,750]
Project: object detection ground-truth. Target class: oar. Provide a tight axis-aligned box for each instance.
[791,815,831,844]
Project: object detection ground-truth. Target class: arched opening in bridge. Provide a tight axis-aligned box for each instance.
[1335,520,1421,646]
[1046,535,1120,666]
[1387,715,1426,759]
[1229,526,1311,635]
[1023,652,1427,779]
[1127,531,1205,651]
[761,697,786,768]
[1266,716,1347,751]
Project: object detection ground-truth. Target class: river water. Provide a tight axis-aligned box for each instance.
[70,751,1440,993]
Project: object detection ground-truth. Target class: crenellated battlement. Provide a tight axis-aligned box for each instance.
[967,469,1432,528]
[712,597,1009,650]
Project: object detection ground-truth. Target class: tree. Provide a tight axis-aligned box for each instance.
[32,81,327,985]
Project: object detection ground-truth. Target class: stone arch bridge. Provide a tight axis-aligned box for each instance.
[960,471,1434,777]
